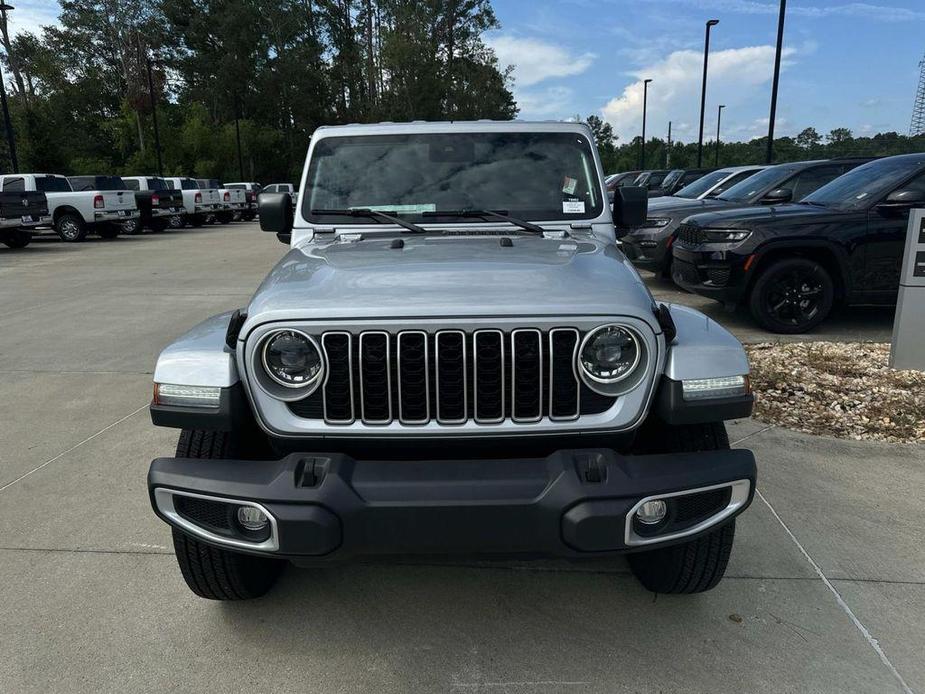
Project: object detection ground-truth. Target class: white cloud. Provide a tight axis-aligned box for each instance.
[486,35,595,87]
[516,86,577,118]
[5,0,59,37]
[601,44,797,142]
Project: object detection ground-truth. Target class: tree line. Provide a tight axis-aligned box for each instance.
[0,0,517,182]
[585,116,925,174]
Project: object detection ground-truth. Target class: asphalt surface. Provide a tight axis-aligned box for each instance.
[0,224,919,694]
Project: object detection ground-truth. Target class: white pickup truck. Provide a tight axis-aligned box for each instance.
[164,177,222,227]
[0,173,139,242]
[196,178,245,224]
[224,182,261,221]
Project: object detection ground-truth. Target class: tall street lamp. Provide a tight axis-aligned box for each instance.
[766,0,787,163]
[145,55,164,177]
[0,2,19,173]
[697,18,719,168]
[234,94,244,181]
[639,78,652,169]
[714,104,725,167]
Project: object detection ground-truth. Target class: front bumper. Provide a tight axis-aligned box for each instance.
[149,447,756,562]
[672,245,749,304]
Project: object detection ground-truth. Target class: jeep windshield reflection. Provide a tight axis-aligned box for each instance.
[304,132,603,224]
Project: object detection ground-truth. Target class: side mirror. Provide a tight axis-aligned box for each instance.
[258,193,294,234]
[612,186,648,228]
[876,189,925,213]
[761,187,793,205]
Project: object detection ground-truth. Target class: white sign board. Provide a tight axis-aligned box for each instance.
[889,209,925,370]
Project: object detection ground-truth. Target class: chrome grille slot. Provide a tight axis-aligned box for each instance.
[397,331,429,424]
[359,331,391,423]
[435,330,467,424]
[511,329,542,422]
[473,330,505,423]
[549,328,580,420]
[321,332,354,423]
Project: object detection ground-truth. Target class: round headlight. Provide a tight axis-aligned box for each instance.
[261,330,323,388]
[579,325,641,383]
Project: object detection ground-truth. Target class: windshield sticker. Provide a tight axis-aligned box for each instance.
[351,204,436,214]
[562,200,585,214]
[562,177,578,195]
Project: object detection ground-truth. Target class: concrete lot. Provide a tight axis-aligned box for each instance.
[0,224,919,693]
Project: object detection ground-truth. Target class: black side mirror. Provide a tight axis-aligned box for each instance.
[877,189,925,213]
[761,187,793,205]
[258,193,294,234]
[613,185,648,228]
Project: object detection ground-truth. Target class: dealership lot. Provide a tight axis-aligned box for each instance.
[0,225,920,693]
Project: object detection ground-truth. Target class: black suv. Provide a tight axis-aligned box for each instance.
[621,159,869,277]
[648,168,715,198]
[671,153,925,333]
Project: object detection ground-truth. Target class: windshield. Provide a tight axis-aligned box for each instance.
[179,179,198,190]
[69,176,125,191]
[674,169,733,199]
[660,170,684,189]
[36,176,72,192]
[718,166,793,202]
[196,179,220,189]
[147,178,168,191]
[802,157,925,211]
[305,132,603,224]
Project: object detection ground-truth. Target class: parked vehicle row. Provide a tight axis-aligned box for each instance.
[617,154,922,333]
[0,175,282,248]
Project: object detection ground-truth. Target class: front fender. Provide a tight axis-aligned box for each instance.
[153,311,239,388]
[663,304,749,381]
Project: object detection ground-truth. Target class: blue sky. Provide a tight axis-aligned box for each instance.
[11,0,925,143]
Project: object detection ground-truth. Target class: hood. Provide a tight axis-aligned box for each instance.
[646,196,732,219]
[245,234,657,324]
[682,202,837,229]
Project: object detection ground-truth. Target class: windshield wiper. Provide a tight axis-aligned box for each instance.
[421,209,545,235]
[798,200,827,208]
[311,208,426,234]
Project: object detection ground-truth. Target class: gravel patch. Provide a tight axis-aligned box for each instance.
[746,342,925,443]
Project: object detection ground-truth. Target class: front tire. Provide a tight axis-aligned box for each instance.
[121,217,141,235]
[170,429,285,600]
[748,257,834,334]
[628,421,736,594]
[1,229,31,248]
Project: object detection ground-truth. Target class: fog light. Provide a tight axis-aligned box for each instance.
[236,506,269,531]
[635,499,667,525]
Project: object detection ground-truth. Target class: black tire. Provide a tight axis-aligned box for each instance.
[149,218,169,232]
[96,224,120,239]
[748,257,834,334]
[1,229,31,248]
[628,421,736,594]
[216,211,234,224]
[55,213,87,242]
[121,217,142,235]
[170,429,285,600]
[169,215,185,229]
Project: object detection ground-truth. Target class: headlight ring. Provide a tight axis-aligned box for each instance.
[260,329,325,390]
[578,325,644,391]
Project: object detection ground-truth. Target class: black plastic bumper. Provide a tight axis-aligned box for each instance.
[148,447,756,562]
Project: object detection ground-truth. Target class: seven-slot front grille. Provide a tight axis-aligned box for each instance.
[287,328,616,425]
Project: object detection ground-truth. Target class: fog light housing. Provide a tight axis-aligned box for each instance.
[236,506,269,531]
[635,499,667,525]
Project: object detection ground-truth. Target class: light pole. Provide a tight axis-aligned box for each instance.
[639,78,652,169]
[666,121,672,168]
[145,55,164,177]
[234,95,244,181]
[714,104,725,167]
[766,0,786,163]
[697,19,719,168]
[0,2,18,173]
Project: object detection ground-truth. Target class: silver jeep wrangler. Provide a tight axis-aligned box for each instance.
[148,121,756,600]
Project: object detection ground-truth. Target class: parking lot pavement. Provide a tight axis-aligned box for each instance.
[1,224,920,693]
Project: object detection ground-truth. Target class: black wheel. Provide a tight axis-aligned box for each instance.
[96,224,120,239]
[169,215,185,229]
[169,430,284,600]
[748,258,834,334]
[121,217,141,235]
[149,218,169,232]
[1,229,31,248]
[216,211,234,224]
[628,421,736,594]
[55,213,87,242]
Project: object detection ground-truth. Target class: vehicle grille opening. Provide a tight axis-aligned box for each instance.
[174,495,231,531]
[677,224,704,246]
[287,328,619,425]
